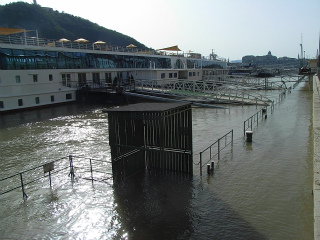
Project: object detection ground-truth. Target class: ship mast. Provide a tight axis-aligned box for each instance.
[300,33,304,67]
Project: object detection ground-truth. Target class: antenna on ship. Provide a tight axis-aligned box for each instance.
[300,33,304,67]
[33,0,38,5]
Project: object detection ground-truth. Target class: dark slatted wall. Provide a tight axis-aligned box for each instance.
[108,103,193,183]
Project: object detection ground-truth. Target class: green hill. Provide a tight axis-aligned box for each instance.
[0,2,147,49]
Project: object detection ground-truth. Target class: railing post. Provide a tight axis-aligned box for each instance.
[200,152,202,176]
[90,159,93,183]
[232,129,234,146]
[69,155,75,180]
[218,139,220,161]
[19,173,28,199]
[49,171,52,188]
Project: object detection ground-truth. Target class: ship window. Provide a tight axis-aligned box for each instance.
[92,72,100,86]
[161,73,165,79]
[49,74,53,81]
[35,97,40,104]
[15,75,21,83]
[174,73,177,78]
[78,73,86,87]
[169,73,173,78]
[62,74,71,87]
[18,99,23,106]
[51,95,55,102]
[189,72,192,77]
[66,93,72,100]
[33,75,38,82]
[0,101,4,108]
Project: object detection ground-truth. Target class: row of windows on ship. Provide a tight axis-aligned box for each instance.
[0,48,223,70]
[0,93,73,109]
[10,70,200,87]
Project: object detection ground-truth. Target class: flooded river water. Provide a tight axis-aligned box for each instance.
[0,80,313,239]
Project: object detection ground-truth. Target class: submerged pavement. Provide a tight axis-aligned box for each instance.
[313,74,320,240]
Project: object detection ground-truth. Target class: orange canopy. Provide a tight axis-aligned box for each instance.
[0,27,30,35]
[157,45,181,51]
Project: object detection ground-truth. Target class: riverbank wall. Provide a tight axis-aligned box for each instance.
[314,74,320,240]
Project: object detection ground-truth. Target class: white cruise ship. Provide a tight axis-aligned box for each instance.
[0,28,227,112]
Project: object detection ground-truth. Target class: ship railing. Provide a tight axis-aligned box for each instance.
[198,130,233,176]
[0,34,157,55]
[0,155,112,199]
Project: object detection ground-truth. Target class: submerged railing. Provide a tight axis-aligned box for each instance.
[0,155,112,199]
[198,130,233,176]
[243,107,271,136]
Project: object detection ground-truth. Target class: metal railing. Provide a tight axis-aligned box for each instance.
[0,34,155,54]
[243,107,271,135]
[198,130,233,176]
[134,79,272,106]
[0,155,112,199]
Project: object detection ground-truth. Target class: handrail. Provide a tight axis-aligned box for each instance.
[0,34,156,55]
[198,130,233,176]
[243,107,270,136]
[0,155,112,199]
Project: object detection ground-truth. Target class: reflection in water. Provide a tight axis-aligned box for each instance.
[0,81,314,239]
[113,169,267,240]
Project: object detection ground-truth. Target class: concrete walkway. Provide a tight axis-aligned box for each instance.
[313,74,320,240]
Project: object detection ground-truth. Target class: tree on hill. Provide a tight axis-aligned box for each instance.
[0,2,147,49]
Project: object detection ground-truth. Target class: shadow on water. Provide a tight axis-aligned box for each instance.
[113,169,267,240]
[0,102,115,129]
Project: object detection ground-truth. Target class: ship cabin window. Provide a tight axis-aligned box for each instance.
[169,73,173,78]
[15,76,21,83]
[174,73,177,78]
[49,74,53,81]
[0,101,4,108]
[62,74,71,87]
[161,73,165,79]
[66,93,72,100]
[92,73,100,86]
[105,72,112,84]
[78,73,86,87]
[35,97,40,104]
[33,75,38,82]
[193,72,196,76]
[189,72,192,77]
[51,95,55,102]
[18,99,23,106]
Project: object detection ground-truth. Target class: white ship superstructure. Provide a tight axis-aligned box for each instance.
[0,28,227,112]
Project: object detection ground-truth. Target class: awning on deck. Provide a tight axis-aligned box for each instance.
[157,45,181,51]
[0,27,31,35]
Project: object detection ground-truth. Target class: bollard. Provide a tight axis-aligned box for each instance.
[207,164,211,174]
[211,161,214,172]
[246,130,253,142]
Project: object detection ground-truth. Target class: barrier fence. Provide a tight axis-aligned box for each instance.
[198,130,233,176]
[0,155,112,199]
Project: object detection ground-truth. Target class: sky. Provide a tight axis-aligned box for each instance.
[0,0,319,61]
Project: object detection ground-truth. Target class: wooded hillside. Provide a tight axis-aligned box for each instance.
[0,2,147,48]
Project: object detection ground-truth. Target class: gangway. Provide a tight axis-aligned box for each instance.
[133,79,273,106]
